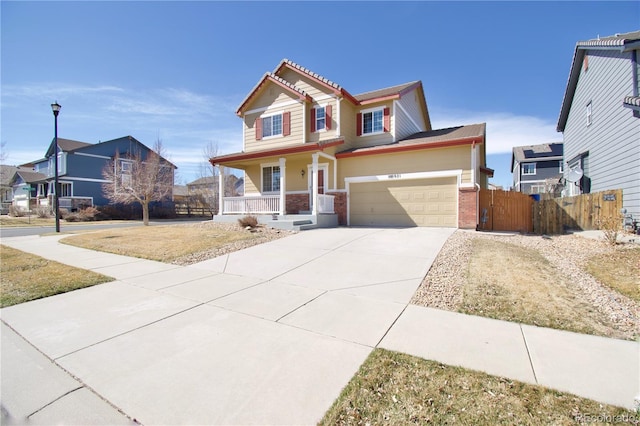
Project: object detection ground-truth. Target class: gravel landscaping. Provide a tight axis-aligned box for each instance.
[411,230,640,340]
[171,222,297,265]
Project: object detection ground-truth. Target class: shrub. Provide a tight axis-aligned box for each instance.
[63,213,82,222]
[8,205,26,217]
[596,213,623,245]
[238,215,258,229]
[33,206,52,218]
[58,208,70,219]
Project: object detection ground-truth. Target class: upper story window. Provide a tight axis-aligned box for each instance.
[522,163,536,175]
[586,101,592,126]
[120,160,133,188]
[357,107,390,136]
[255,111,291,140]
[311,105,332,132]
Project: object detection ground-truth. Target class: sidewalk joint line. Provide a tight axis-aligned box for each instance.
[374,304,408,348]
[519,324,539,384]
[275,290,328,323]
[27,386,84,419]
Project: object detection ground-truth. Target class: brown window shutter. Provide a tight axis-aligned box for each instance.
[283,111,291,136]
[383,108,390,132]
[356,113,362,136]
[310,108,316,133]
[326,105,332,130]
[255,117,262,140]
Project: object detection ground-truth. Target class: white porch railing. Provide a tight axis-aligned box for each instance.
[223,195,280,214]
[317,194,335,214]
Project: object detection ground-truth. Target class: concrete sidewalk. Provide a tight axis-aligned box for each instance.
[1,228,638,425]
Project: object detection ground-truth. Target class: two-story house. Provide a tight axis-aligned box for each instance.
[511,142,563,195]
[12,135,176,211]
[210,59,492,228]
[557,31,640,218]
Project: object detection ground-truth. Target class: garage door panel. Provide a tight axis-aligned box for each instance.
[350,177,457,227]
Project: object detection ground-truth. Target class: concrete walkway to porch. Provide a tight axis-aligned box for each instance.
[1,227,638,425]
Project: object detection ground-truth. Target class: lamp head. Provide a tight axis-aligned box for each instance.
[51,102,61,116]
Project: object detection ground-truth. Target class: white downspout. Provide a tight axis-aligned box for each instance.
[302,101,307,144]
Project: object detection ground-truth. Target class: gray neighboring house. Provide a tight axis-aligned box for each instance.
[511,142,563,195]
[557,30,640,218]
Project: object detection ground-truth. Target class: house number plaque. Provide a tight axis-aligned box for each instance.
[388,174,402,179]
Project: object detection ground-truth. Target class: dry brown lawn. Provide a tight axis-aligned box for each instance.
[0,245,113,307]
[320,349,636,425]
[60,222,259,263]
[586,246,640,303]
[462,238,623,337]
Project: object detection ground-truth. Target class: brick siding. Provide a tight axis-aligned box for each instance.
[458,187,478,229]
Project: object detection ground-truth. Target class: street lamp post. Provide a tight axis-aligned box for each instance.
[51,102,61,233]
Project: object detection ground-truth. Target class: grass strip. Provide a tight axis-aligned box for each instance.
[320,349,636,425]
[1,245,113,307]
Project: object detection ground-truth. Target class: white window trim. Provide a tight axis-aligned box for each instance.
[58,181,73,197]
[314,105,327,133]
[260,162,281,194]
[559,161,564,174]
[522,163,536,175]
[360,106,385,136]
[586,101,592,126]
[261,112,284,140]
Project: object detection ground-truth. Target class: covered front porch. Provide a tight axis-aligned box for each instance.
[210,140,345,230]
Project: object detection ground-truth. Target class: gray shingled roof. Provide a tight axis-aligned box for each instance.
[512,142,563,163]
[15,170,47,183]
[557,31,640,131]
[353,81,420,102]
[576,30,640,47]
[337,123,485,156]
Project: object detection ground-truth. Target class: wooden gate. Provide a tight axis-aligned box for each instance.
[479,189,534,233]
[532,189,622,234]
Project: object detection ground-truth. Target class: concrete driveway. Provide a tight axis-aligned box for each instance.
[1,227,454,425]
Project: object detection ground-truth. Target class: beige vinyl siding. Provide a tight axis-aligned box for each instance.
[337,146,472,190]
[351,101,395,149]
[241,157,334,194]
[339,101,358,150]
[244,102,304,152]
[395,89,428,140]
[279,69,333,100]
[307,99,338,144]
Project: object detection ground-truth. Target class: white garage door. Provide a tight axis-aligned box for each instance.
[350,177,458,227]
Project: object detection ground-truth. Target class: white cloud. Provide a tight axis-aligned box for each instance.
[431,109,560,154]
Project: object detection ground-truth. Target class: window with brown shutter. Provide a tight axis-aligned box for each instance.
[310,108,316,133]
[326,105,332,130]
[283,111,291,136]
[255,117,262,140]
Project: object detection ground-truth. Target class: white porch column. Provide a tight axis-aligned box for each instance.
[311,153,319,215]
[279,157,286,216]
[218,165,225,216]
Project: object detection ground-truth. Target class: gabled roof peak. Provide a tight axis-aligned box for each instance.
[275,59,342,90]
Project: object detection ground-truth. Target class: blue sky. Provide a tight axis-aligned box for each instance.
[2,1,639,187]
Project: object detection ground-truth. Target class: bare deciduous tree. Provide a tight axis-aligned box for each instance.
[189,141,238,215]
[102,140,174,225]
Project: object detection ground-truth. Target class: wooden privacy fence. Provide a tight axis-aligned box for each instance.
[479,189,534,233]
[533,189,622,234]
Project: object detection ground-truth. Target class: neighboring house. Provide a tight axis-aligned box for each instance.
[210,59,492,228]
[557,31,640,218]
[0,165,37,213]
[511,142,563,195]
[14,136,176,211]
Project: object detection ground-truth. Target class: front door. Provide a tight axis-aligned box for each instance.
[308,164,328,209]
